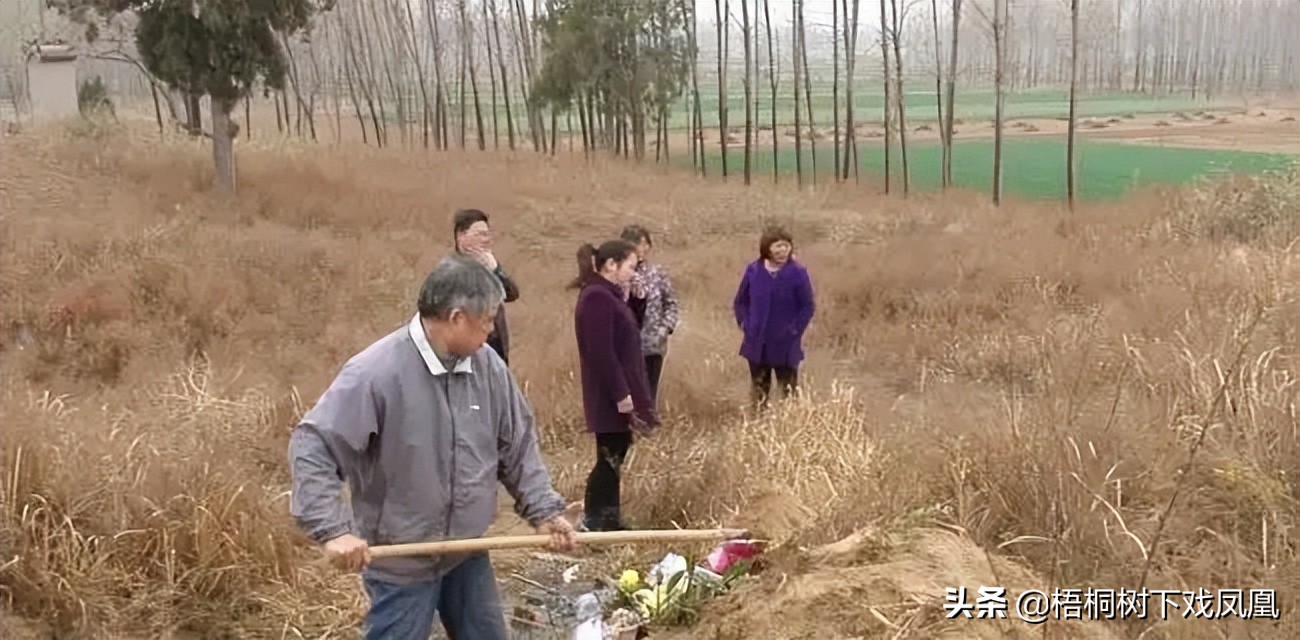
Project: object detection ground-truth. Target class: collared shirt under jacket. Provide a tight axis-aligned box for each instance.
[288,314,566,584]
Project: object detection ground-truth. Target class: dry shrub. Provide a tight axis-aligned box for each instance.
[618,384,874,544]
[0,359,357,637]
[2,121,1297,639]
[1162,162,1300,246]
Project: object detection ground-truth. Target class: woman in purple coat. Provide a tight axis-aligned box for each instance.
[732,226,815,410]
[571,240,660,531]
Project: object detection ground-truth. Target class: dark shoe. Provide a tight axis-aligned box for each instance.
[581,508,630,532]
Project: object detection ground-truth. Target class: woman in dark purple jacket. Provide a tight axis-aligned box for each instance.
[571,239,659,531]
[732,226,815,410]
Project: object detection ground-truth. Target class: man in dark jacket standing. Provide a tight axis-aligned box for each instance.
[453,208,520,365]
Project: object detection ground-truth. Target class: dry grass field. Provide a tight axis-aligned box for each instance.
[1,118,1297,639]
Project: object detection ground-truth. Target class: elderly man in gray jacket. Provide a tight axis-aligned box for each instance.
[288,255,577,640]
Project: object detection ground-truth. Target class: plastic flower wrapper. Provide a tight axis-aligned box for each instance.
[646,553,688,586]
[705,539,764,574]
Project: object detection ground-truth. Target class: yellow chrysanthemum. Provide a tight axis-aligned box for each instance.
[619,569,641,592]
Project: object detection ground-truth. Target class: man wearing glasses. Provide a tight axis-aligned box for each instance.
[452,208,521,366]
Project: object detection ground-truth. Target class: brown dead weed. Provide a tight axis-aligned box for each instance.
[1,121,1297,638]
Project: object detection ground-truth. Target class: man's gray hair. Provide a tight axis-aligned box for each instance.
[417,255,506,320]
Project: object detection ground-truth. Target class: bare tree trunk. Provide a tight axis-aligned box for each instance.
[992,0,1006,205]
[764,0,778,183]
[212,98,237,193]
[481,1,500,149]
[510,0,543,152]
[281,89,293,135]
[657,4,672,163]
[879,0,891,194]
[833,0,841,183]
[187,91,202,137]
[401,0,432,149]
[244,95,251,140]
[339,17,368,145]
[793,0,803,187]
[457,0,470,148]
[280,32,315,140]
[742,0,753,185]
[1111,0,1123,91]
[681,3,695,170]
[488,0,515,150]
[352,36,383,146]
[680,0,704,175]
[659,105,669,162]
[621,110,629,159]
[364,0,400,146]
[343,15,383,147]
[578,91,590,156]
[423,0,448,149]
[843,0,860,182]
[150,82,164,135]
[716,0,730,179]
[944,0,961,188]
[1194,0,1210,101]
[354,1,389,147]
[1067,0,1079,211]
[1132,0,1145,92]
[931,0,946,189]
[889,0,908,196]
[799,0,817,184]
[550,109,558,156]
[468,43,487,150]
[305,20,330,143]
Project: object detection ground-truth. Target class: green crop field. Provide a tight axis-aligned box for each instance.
[681,139,1298,201]
[402,87,1233,137]
[666,86,1236,130]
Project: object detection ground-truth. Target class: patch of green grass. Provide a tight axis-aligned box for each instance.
[671,87,1229,129]
[683,139,1298,201]
[376,87,1228,138]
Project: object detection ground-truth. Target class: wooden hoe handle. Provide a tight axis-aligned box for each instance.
[368,527,750,558]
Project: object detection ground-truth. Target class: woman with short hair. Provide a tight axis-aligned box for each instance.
[732,226,815,410]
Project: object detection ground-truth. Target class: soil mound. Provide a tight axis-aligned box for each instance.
[676,527,1119,640]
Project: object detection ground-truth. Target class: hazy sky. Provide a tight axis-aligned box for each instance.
[692,0,844,29]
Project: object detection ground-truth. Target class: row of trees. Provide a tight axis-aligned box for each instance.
[40,0,1300,203]
[684,0,1298,203]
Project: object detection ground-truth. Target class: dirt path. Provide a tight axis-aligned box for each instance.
[682,104,1300,155]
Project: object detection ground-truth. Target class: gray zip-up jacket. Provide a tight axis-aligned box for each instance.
[288,314,566,584]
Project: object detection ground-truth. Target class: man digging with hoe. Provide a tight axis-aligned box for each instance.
[288,255,578,639]
[289,256,750,638]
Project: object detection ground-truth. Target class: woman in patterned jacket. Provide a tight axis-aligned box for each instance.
[620,225,680,406]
